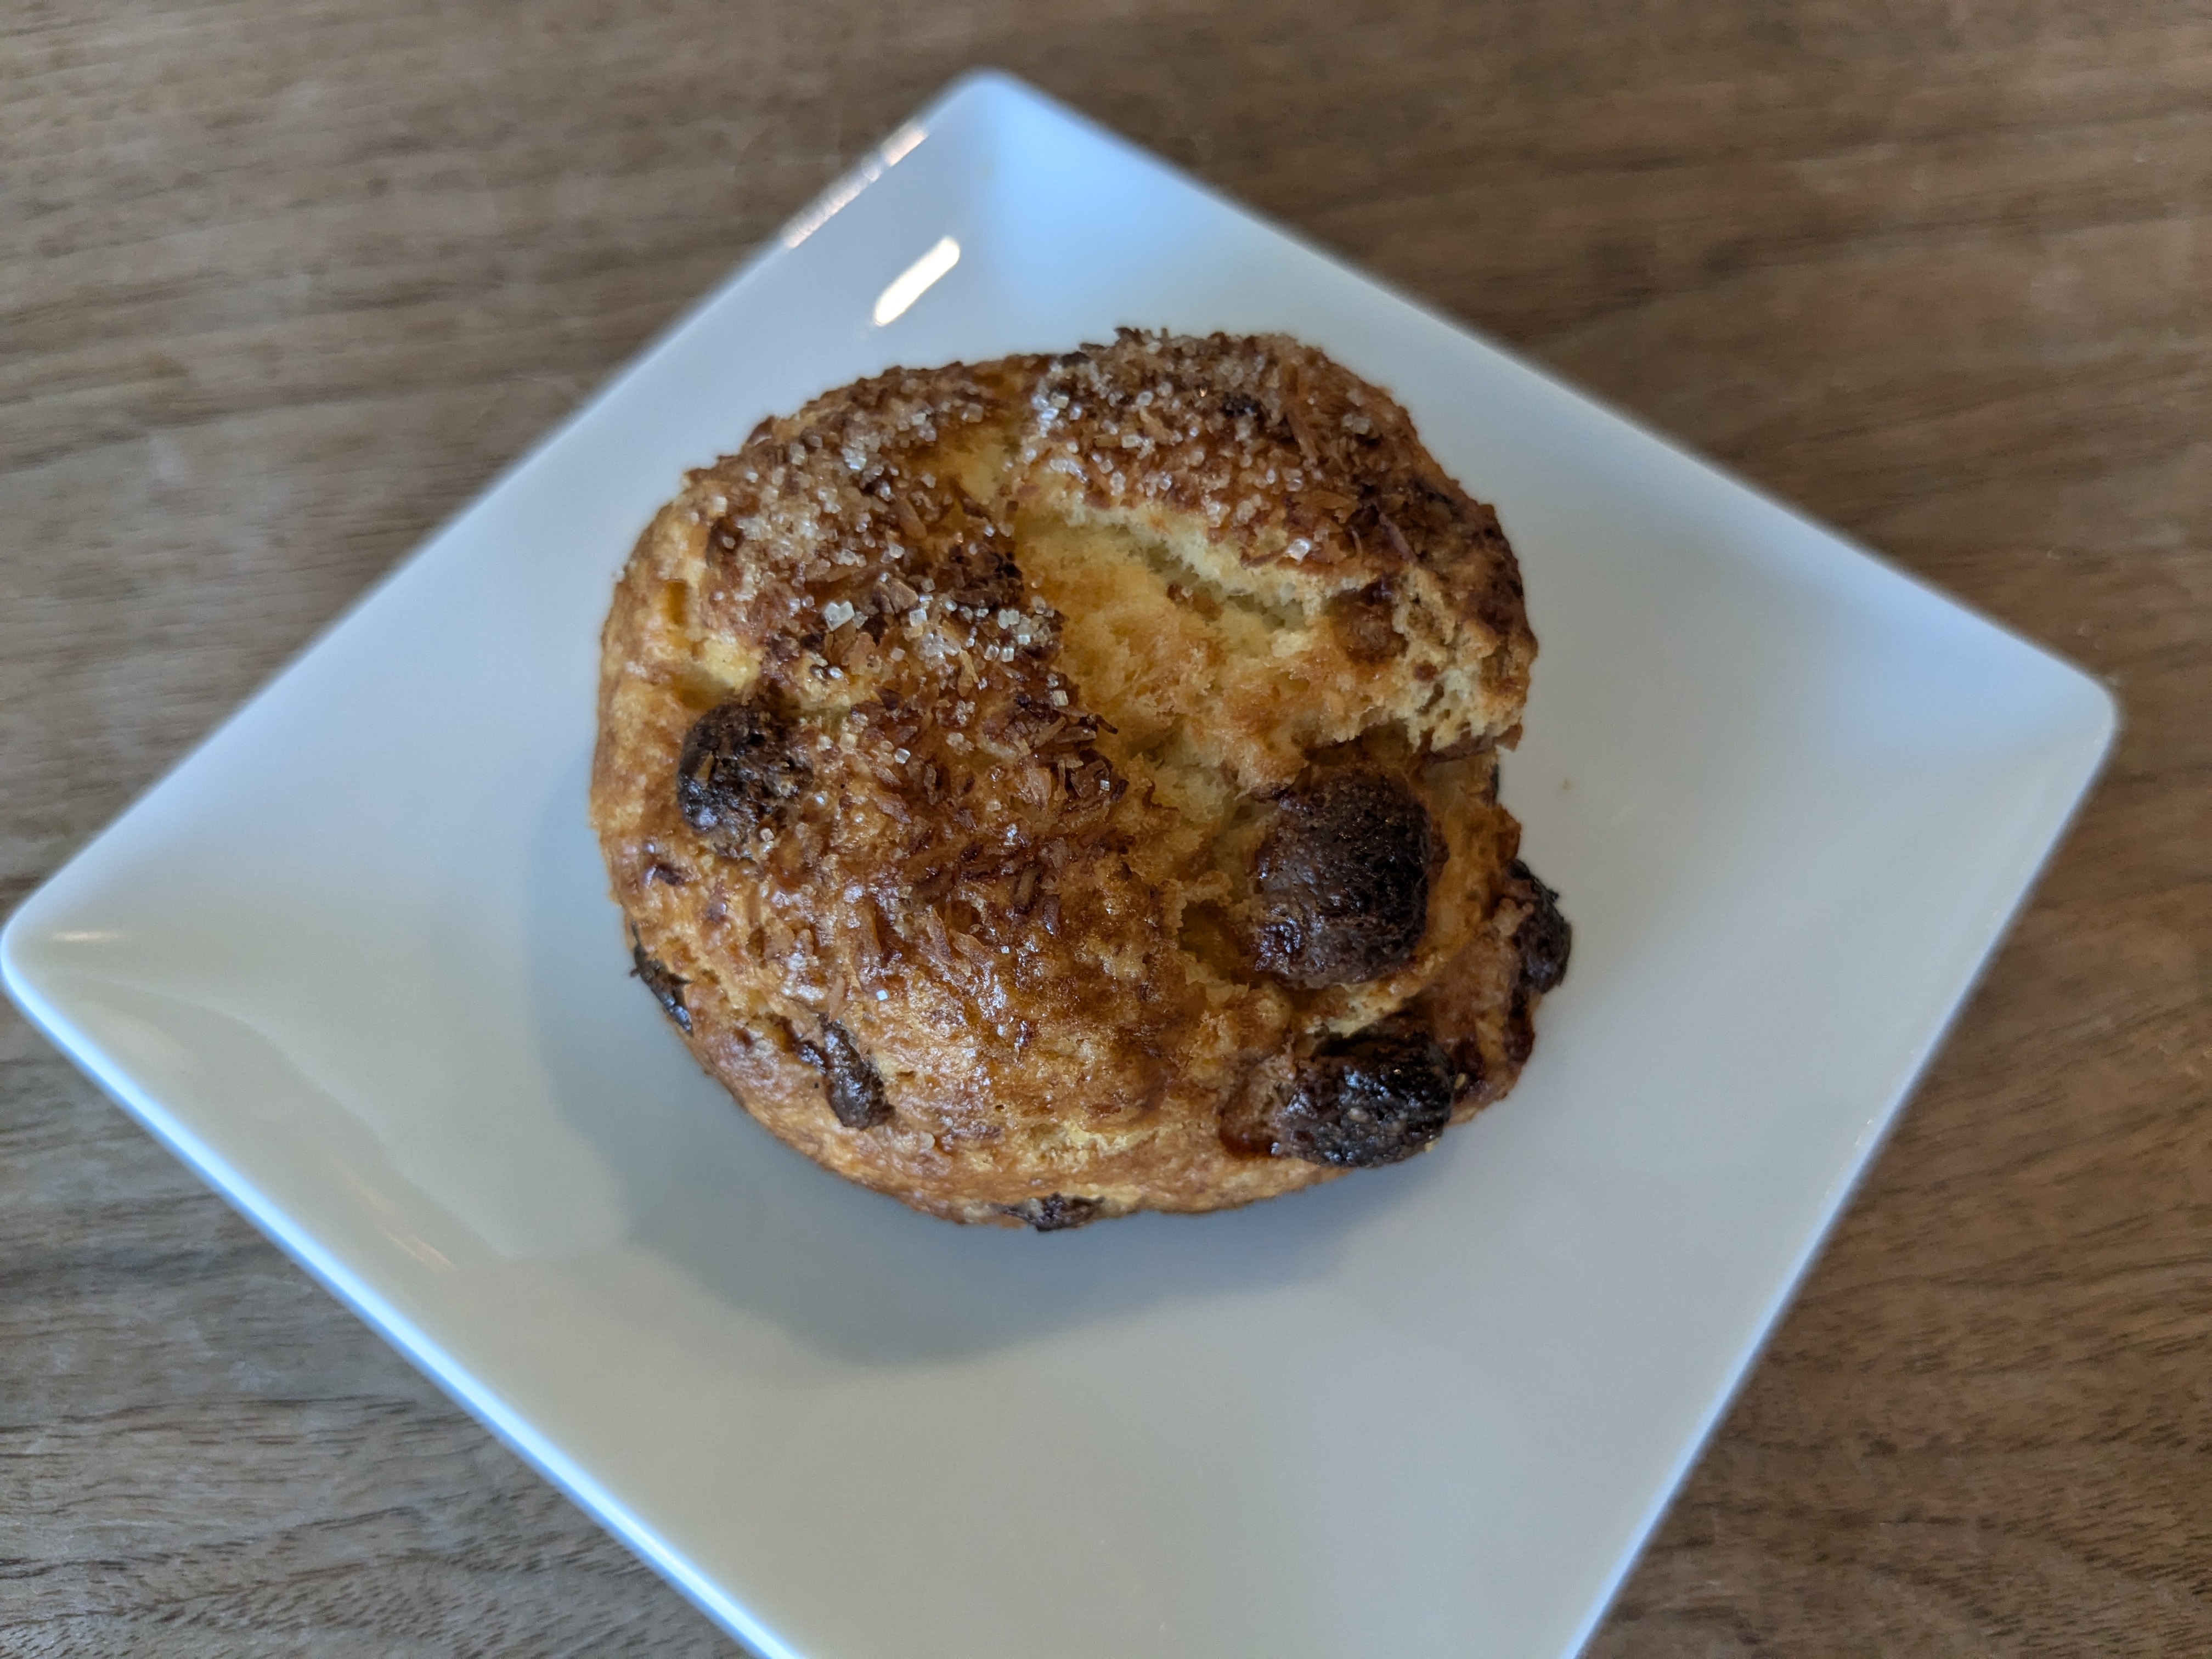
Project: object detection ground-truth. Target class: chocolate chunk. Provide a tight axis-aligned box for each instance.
[1250,769,1436,986]
[797,1020,891,1129]
[1274,1026,1454,1167]
[629,934,690,1032]
[1508,859,1572,993]
[675,699,807,857]
[998,1194,1104,1232]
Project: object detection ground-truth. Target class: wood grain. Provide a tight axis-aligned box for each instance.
[3,1,2207,1652]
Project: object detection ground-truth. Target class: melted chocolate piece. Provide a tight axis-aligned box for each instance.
[998,1194,1104,1232]
[1508,859,1572,993]
[1250,769,1436,987]
[675,699,808,857]
[629,935,690,1032]
[798,1020,891,1130]
[1274,1026,1454,1167]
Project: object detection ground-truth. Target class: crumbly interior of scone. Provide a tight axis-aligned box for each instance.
[589,331,1567,1227]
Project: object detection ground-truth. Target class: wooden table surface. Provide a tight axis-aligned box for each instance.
[5,2,2207,1652]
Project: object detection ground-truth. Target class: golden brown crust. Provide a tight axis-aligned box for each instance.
[589,331,1565,1227]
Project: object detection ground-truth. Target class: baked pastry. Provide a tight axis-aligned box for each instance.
[590,330,1569,1228]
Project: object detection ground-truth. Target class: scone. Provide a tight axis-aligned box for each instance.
[590,330,1570,1228]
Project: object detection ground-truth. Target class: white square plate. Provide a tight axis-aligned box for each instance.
[3,71,2114,1659]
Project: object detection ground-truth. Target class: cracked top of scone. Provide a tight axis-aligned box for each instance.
[590,330,1564,1227]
